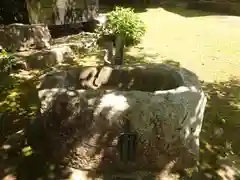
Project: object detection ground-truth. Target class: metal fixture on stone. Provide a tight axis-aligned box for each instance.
[118,119,137,163]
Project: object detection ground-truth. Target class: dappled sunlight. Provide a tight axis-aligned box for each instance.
[0,73,40,148]
[194,77,240,179]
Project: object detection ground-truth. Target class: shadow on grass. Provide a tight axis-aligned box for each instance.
[162,6,223,18]
[161,1,240,18]
[160,61,240,179]
[195,77,240,179]
[99,1,240,17]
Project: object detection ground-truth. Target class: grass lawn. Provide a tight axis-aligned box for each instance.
[128,7,240,82]
[1,6,240,180]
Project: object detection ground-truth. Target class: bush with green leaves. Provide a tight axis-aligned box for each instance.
[96,6,146,47]
[0,49,19,74]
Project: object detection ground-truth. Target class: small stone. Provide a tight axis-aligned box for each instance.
[214,127,224,137]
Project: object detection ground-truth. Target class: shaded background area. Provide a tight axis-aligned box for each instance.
[0,74,40,145]
[2,0,240,26]
[99,0,240,16]
[0,0,29,24]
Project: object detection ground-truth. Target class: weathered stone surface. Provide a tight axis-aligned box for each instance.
[29,64,207,178]
[38,64,185,91]
[26,46,74,69]
[0,23,51,52]
[26,0,99,25]
[14,32,99,70]
[53,32,99,52]
[16,45,75,69]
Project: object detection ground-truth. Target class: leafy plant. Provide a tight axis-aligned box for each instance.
[0,49,19,74]
[96,6,146,47]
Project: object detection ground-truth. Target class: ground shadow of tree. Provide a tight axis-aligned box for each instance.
[192,77,240,179]
[0,0,29,25]
[100,1,240,17]
[162,6,222,18]
[99,0,240,16]
[161,1,240,18]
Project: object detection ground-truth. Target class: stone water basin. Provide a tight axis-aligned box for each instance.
[28,64,207,179]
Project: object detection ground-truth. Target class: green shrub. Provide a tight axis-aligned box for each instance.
[96,6,146,46]
[0,49,19,73]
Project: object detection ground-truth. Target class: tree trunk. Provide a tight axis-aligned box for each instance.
[26,0,99,25]
[114,35,125,65]
[83,0,99,21]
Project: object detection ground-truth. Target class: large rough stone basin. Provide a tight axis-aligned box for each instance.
[29,64,207,178]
